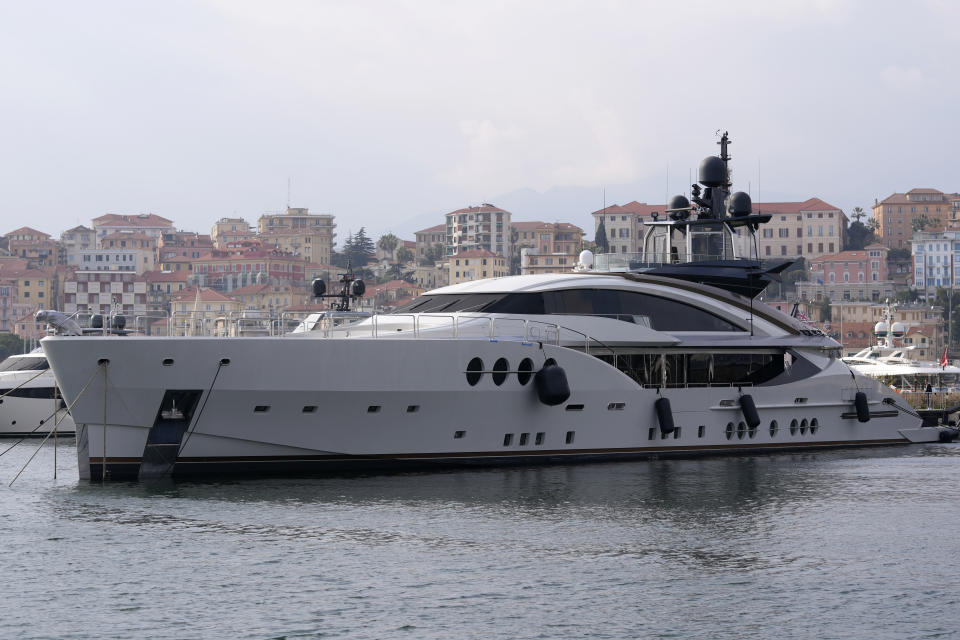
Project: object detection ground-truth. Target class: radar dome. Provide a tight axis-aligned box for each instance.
[698,156,727,187]
[668,195,690,211]
[728,191,752,217]
[890,321,905,337]
[874,321,889,337]
[578,249,594,268]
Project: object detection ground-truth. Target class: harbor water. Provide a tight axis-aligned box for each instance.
[2,440,960,639]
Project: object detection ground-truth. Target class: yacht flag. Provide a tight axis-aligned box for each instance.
[941,347,950,369]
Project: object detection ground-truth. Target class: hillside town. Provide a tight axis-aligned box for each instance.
[1,188,959,356]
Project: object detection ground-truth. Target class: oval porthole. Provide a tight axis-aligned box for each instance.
[810,418,819,435]
[725,422,734,440]
[769,420,779,438]
[517,358,534,385]
[544,357,557,368]
[737,421,747,440]
[790,419,799,436]
[466,357,484,386]
[800,418,808,435]
[748,422,758,439]
[492,358,509,386]
[162,358,174,366]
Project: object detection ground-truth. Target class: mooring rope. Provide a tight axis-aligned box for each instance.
[176,360,226,458]
[883,397,924,420]
[7,364,104,486]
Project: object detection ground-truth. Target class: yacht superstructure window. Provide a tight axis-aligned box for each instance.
[390,289,741,332]
[597,352,784,387]
[0,357,49,372]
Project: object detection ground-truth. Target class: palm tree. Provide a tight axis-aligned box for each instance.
[850,207,866,223]
[377,233,399,260]
[866,217,880,232]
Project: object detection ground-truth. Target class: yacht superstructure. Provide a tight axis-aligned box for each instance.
[0,349,75,437]
[41,134,933,480]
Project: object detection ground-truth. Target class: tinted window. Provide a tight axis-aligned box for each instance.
[0,357,49,372]
[389,288,741,331]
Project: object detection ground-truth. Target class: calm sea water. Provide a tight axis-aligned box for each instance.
[1,440,960,639]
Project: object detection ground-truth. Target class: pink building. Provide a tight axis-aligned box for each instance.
[809,244,889,285]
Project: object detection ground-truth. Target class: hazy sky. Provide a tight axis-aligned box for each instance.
[2,1,958,243]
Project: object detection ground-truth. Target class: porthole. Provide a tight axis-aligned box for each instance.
[607,402,626,410]
[466,357,484,386]
[810,418,819,435]
[492,358,509,386]
[517,358,534,385]
[219,358,231,366]
[799,418,808,435]
[254,405,270,413]
[406,405,420,413]
[565,404,584,411]
[790,419,799,436]
[769,420,779,437]
[725,422,734,440]
[519,433,529,446]
[454,430,465,439]
[162,358,174,366]
[737,421,747,440]
[302,405,317,413]
[748,422,758,439]
[535,432,545,445]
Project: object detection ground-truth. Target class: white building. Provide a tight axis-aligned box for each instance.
[913,229,960,293]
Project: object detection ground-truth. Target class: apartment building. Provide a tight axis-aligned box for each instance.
[756,198,848,260]
[228,283,306,313]
[170,286,242,335]
[257,207,336,266]
[591,202,662,254]
[61,271,149,318]
[4,227,57,267]
[415,224,446,261]
[211,217,254,248]
[912,229,960,292]
[192,248,307,291]
[799,245,895,302]
[444,204,512,258]
[449,249,508,285]
[91,213,175,243]
[873,188,960,250]
[59,225,95,266]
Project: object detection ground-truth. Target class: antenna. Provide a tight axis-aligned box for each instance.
[286,178,291,208]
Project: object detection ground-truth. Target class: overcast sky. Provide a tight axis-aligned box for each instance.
[2,1,958,243]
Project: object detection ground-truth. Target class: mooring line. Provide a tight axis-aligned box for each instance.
[7,364,104,487]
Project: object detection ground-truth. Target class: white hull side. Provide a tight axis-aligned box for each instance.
[0,370,75,437]
[43,336,921,480]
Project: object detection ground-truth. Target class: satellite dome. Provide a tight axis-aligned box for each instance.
[728,191,752,217]
[668,195,690,211]
[890,321,905,337]
[874,321,889,337]
[578,249,594,268]
[698,156,727,187]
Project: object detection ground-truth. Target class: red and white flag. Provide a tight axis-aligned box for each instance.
[941,347,950,369]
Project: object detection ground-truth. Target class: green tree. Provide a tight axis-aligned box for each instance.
[595,220,609,253]
[845,220,874,250]
[345,228,376,266]
[0,333,24,361]
[850,206,866,223]
[377,233,399,258]
[396,246,415,264]
[912,215,932,233]
[894,288,920,304]
[866,217,880,232]
[817,297,832,322]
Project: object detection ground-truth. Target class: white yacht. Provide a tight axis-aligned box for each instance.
[0,349,75,437]
[41,134,941,481]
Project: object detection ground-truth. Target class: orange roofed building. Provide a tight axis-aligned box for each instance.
[449,249,508,285]
[872,188,960,250]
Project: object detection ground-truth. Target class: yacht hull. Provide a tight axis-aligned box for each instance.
[0,374,75,438]
[44,335,921,481]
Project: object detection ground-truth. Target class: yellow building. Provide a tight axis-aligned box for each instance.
[211,217,255,248]
[227,283,306,313]
[257,207,336,265]
[170,286,242,336]
[449,250,508,285]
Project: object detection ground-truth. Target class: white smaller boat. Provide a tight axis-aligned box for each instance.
[0,349,75,437]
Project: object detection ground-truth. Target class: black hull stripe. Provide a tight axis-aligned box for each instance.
[86,439,908,481]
